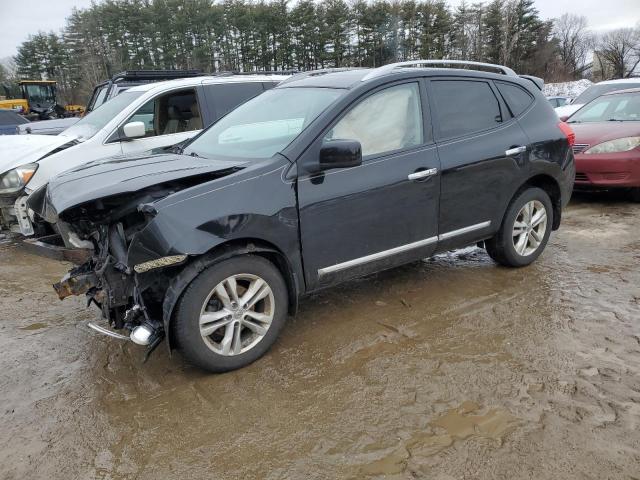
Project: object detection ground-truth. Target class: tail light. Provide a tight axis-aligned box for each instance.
[558,122,575,147]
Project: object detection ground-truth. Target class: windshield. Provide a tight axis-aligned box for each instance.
[573,83,640,105]
[569,92,640,123]
[184,87,344,160]
[23,84,56,107]
[63,91,144,140]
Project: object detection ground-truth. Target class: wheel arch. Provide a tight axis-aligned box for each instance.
[518,174,562,230]
[161,238,300,350]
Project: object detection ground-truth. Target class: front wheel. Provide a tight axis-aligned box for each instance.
[173,255,288,372]
[485,187,553,267]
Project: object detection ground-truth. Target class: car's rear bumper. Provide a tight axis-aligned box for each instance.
[574,151,640,188]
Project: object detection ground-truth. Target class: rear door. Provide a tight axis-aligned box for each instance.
[429,77,531,247]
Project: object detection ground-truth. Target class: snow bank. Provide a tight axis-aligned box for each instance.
[543,79,593,99]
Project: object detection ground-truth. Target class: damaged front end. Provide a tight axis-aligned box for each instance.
[26,151,250,361]
[51,203,182,359]
[34,170,239,359]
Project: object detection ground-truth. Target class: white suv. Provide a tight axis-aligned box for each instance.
[0,74,289,236]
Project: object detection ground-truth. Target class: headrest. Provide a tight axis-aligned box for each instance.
[167,105,182,120]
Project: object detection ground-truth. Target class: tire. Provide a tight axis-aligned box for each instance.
[629,188,640,203]
[173,255,288,373]
[485,187,553,268]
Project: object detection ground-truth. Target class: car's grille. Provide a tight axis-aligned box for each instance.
[573,144,589,154]
[603,172,629,181]
[575,172,589,182]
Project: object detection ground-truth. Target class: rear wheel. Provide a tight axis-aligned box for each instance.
[485,187,553,267]
[173,255,288,373]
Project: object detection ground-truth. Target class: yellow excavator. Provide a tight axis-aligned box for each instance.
[0,80,84,120]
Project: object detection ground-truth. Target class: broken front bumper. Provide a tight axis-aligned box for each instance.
[20,234,92,264]
[0,195,35,236]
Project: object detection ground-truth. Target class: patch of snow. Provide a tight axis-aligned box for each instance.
[544,79,593,99]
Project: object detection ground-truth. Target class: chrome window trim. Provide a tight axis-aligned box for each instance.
[318,220,491,277]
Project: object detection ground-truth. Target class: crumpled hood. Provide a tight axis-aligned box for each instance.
[40,152,248,219]
[571,122,640,149]
[0,133,78,174]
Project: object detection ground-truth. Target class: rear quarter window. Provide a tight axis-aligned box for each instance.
[496,82,534,117]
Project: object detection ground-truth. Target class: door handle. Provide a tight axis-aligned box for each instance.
[505,146,527,156]
[408,168,438,181]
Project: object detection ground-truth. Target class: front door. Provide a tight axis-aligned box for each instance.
[297,81,441,290]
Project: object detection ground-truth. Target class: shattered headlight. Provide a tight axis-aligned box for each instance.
[0,163,38,194]
[584,137,640,154]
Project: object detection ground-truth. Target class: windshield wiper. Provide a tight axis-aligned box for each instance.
[606,118,625,122]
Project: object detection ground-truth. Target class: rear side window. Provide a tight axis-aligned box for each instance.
[496,82,534,117]
[205,83,265,121]
[432,80,502,139]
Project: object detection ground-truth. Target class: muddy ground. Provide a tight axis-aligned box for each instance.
[1,193,639,480]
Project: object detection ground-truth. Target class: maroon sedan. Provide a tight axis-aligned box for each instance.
[568,88,640,200]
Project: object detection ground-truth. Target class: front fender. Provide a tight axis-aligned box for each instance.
[126,160,299,268]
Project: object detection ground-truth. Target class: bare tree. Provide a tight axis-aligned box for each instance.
[596,27,640,79]
[554,13,592,79]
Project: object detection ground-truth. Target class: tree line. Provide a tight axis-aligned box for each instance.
[8,0,640,104]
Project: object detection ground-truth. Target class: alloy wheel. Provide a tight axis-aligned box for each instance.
[199,274,275,356]
[512,200,547,257]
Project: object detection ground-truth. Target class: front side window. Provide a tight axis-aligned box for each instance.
[432,80,503,139]
[184,87,344,160]
[324,83,424,157]
[125,89,202,138]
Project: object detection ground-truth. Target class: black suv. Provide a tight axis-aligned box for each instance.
[31,60,575,373]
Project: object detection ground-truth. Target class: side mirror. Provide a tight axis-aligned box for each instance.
[559,115,570,122]
[122,121,146,140]
[319,140,362,170]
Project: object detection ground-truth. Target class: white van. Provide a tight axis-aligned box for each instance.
[0,74,289,235]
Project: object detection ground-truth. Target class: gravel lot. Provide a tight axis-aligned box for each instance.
[1,193,639,480]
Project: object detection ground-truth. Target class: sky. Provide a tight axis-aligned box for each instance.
[0,0,639,60]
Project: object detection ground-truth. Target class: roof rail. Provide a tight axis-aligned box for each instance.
[361,60,518,81]
[280,67,363,85]
[111,70,204,83]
